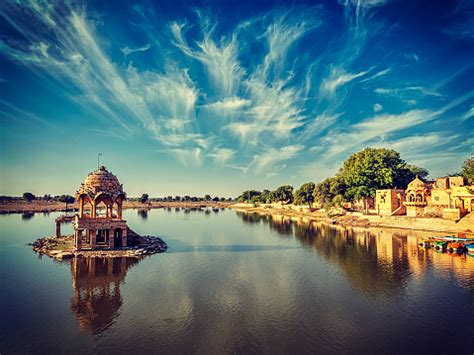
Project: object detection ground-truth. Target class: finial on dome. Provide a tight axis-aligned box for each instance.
[99,165,106,171]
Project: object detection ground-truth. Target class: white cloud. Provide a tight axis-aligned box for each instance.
[320,68,368,96]
[248,144,304,175]
[170,19,244,98]
[464,106,474,120]
[120,43,151,56]
[373,103,383,112]
[203,97,250,110]
[208,148,235,165]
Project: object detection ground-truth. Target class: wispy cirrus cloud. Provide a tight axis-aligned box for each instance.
[320,68,368,96]
[120,43,152,56]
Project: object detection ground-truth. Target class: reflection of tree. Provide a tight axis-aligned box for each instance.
[298,223,411,297]
[235,211,261,224]
[137,210,148,219]
[235,212,411,297]
[70,257,138,334]
[21,212,35,220]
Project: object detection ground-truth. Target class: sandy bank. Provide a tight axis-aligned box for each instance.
[230,203,474,235]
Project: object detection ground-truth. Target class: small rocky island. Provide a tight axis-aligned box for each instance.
[32,230,167,260]
[32,165,167,260]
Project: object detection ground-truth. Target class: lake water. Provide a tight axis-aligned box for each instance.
[1,209,473,354]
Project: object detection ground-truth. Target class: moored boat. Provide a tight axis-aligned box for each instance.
[447,241,465,254]
[433,240,448,252]
[418,239,431,248]
[466,244,474,255]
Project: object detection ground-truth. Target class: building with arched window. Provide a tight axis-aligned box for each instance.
[72,166,128,251]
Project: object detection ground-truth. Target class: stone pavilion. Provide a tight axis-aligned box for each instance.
[72,166,128,251]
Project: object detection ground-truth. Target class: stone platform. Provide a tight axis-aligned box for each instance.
[31,233,167,260]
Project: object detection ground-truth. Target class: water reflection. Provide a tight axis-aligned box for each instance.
[21,212,35,220]
[137,209,148,219]
[70,257,139,334]
[236,212,474,299]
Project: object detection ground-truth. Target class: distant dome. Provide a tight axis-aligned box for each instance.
[76,166,125,202]
[407,176,426,190]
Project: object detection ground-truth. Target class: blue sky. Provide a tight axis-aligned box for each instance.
[0,0,473,197]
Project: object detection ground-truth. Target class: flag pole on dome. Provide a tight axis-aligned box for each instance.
[98,153,103,169]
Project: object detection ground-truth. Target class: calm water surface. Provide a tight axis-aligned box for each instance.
[1,209,473,354]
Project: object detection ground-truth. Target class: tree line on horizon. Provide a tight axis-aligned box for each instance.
[136,194,233,203]
[236,148,474,211]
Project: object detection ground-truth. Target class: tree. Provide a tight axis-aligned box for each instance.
[272,185,294,205]
[58,195,75,204]
[140,193,149,203]
[313,177,345,206]
[461,155,474,184]
[293,182,316,208]
[23,192,36,202]
[175,196,181,202]
[238,190,261,203]
[260,189,273,204]
[339,147,426,202]
[204,194,212,201]
[406,164,429,180]
[212,196,219,202]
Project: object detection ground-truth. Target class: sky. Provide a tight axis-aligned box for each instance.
[0,0,473,197]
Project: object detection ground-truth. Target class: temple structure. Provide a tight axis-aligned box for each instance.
[72,166,128,251]
[375,175,474,220]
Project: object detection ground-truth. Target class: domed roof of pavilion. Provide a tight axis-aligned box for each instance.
[407,176,427,190]
[76,166,125,202]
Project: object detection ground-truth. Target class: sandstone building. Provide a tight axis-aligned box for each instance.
[375,175,474,220]
[72,166,128,251]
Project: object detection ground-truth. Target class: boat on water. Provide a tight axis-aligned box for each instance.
[433,240,448,252]
[418,239,431,248]
[447,241,465,254]
[466,244,474,255]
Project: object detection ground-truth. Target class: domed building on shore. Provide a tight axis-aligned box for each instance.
[72,166,128,251]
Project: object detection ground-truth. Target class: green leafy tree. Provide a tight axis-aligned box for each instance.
[238,190,261,203]
[339,147,426,202]
[249,195,261,204]
[260,189,273,204]
[293,182,316,208]
[272,185,294,205]
[313,177,345,206]
[58,195,75,204]
[204,194,212,201]
[23,192,36,202]
[140,193,149,203]
[406,164,429,180]
[461,155,474,184]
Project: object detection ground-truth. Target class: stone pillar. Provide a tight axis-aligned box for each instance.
[91,203,96,218]
[90,229,96,249]
[109,227,115,249]
[118,203,123,220]
[56,221,61,238]
[79,197,84,218]
[122,228,127,248]
[76,229,83,251]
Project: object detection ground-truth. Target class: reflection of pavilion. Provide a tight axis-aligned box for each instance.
[70,257,138,334]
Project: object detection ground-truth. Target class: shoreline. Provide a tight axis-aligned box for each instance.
[0,200,232,214]
[230,204,474,235]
